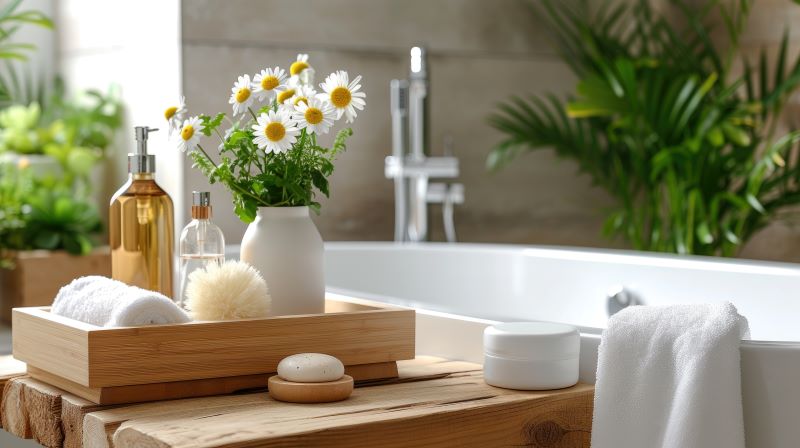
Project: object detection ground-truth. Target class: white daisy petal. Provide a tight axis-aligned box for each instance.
[291,97,336,135]
[290,53,312,77]
[318,70,366,124]
[278,84,317,108]
[252,67,287,104]
[228,74,255,116]
[165,95,188,136]
[251,109,300,154]
[174,116,204,153]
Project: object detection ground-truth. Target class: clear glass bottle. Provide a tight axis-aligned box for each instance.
[178,191,225,309]
[110,127,175,297]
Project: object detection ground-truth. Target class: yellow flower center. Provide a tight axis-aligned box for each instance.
[181,125,194,141]
[235,87,251,103]
[330,87,351,108]
[277,89,295,104]
[290,61,309,76]
[164,106,178,120]
[260,75,279,91]
[293,96,308,106]
[265,122,285,142]
[305,107,323,125]
[181,124,194,141]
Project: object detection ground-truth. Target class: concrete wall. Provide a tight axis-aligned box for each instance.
[180,0,619,248]
[55,0,800,262]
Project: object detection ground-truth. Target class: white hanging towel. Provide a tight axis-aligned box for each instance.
[591,302,749,448]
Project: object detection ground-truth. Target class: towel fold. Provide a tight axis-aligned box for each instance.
[51,276,191,327]
[591,302,749,448]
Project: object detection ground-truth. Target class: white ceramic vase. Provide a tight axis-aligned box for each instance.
[240,206,325,316]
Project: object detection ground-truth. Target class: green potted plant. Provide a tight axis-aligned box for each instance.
[489,0,800,257]
[0,1,123,317]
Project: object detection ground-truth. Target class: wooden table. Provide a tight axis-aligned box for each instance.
[0,355,594,448]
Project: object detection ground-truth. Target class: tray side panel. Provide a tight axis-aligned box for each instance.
[87,309,416,387]
[12,308,90,386]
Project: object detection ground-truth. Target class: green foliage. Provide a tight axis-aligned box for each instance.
[489,0,800,256]
[0,82,123,195]
[0,4,111,267]
[0,0,53,104]
[0,164,101,267]
[190,114,351,222]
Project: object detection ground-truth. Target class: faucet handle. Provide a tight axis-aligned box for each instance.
[443,134,454,157]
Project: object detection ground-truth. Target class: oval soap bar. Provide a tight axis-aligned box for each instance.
[277,353,345,383]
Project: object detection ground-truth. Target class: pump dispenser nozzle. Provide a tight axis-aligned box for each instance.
[130,126,159,174]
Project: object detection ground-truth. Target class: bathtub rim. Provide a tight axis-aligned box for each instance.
[324,241,800,349]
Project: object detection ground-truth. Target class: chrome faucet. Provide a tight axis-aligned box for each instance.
[386,46,464,242]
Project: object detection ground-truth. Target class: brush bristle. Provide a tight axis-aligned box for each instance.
[186,260,271,320]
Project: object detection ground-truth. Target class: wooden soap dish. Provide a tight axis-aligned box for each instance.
[268,375,354,403]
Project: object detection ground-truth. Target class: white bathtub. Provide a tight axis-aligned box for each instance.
[324,242,800,448]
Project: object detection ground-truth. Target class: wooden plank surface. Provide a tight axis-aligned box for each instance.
[82,356,482,448]
[2,356,593,448]
[111,373,593,448]
[1,376,107,448]
[0,354,28,430]
[1,376,30,439]
[22,377,64,447]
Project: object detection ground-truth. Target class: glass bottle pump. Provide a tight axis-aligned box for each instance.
[109,126,175,297]
[178,191,225,309]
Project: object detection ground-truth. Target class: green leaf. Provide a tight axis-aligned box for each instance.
[697,222,714,245]
[200,113,226,136]
[33,231,59,249]
[746,194,766,214]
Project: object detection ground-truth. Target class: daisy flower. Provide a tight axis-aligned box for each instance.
[276,86,297,107]
[280,85,317,107]
[164,96,187,136]
[175,116,204,152]
[251,110,299,154]
[290,54,310,77]
[228,74,255,116]
[252,67,287,104]
[292,97,336,135]
[317,70,366,123]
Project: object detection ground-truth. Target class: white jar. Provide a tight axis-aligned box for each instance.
[483,322,580,390]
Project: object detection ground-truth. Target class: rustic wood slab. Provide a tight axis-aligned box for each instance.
[110,372,593,448]
[81,356,483,448]
[1,376,30,439]
[0,354,28,430]
[1,356,593,448]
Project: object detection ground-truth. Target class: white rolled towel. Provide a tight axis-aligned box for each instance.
[51,276,191,327]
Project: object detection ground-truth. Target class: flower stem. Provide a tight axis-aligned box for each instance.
[196,144,267,206]
[213,127,225,144]
[248,107,259,122]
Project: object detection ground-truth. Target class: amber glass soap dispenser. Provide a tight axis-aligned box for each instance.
[109,126,175,297]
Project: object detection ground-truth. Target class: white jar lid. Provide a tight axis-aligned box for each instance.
[484,322,580,361]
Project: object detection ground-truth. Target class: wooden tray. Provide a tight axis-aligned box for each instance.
[11,296,415,404]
